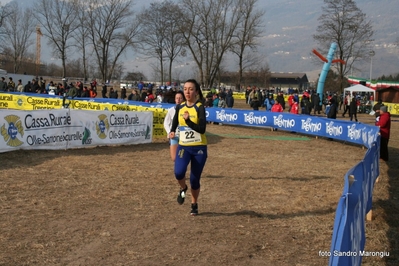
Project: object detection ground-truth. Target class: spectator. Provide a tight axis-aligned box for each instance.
[8,77,15,91]
[76,82,83,97]
[271,100,283,113]
[264,94,275,111]
[301,95,311,115]
[225,89,234,108]
[121,87,127,99]
[16,79,23,92]
[91,79,97,91]
[212,94,219,108]
[217,94,226,108]
[250,96,261,110]
[128,89,140,101]
[48,82,57,95]
[23,81,32,93]
[109,87,117,99]
[349,97,358,122]
[313,93,321,115]
[31,79,40,93]
[68,83,78,98]
[57,83,65,96]
[102,83,108,98]
[245,86,251,104]
[0,77,6,91]
[145,89,154,103]
[81,86,90,97]
[342,93,351,117]
[248,86,257,104]
[373,99,383,117]
[140,89,147,101]
[327,98,338,119]
[138,82,144,93]
[276,91,285,111]
[204,94,213,108]
[288,92,294,112]
[375,105,391,161]
[290,99,299,114]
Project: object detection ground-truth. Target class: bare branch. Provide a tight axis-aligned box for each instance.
[0,2,35,73]
[33,0,81,77]
[86,0,141,81]
[138,1,185,85]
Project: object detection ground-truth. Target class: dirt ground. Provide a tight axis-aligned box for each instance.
[1,100,398,266]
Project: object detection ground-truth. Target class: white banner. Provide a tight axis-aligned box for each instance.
[0,109,153,153]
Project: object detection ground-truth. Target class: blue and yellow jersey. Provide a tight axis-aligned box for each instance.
[176,101,207,146]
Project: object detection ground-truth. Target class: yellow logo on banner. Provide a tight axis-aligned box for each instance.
[15,96,29,109]
[25,96,62,110]
[96,114,110,139]
[0,94,14,108]
[111,104,133,111]
[72,100,101,110]
[1,114,24,147]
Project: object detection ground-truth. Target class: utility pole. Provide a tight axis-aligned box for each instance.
[369,50,375,85]
[36,26,43,77]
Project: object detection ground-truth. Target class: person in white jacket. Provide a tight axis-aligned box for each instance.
[16,79,24,92]
[163,91,185,161]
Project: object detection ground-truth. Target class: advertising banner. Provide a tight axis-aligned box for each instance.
[0,109,152,153]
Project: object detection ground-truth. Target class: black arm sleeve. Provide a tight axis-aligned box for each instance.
[185,104,206,134]
[170,105,179,133]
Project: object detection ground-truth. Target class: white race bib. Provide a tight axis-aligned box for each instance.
[179,126,201,144]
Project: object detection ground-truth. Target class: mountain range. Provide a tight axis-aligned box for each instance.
[1,0,398,82]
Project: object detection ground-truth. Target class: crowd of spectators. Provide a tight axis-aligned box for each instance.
[241,85,376,121]
[0,76,377,118]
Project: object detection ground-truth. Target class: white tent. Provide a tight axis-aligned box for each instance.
[344,84,376,101]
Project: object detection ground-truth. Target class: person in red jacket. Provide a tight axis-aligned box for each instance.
[271,101,283,131]
[287,92,294,112]
[89,87,97,98]
[290,99,299,114]
[271,101,283,112]
[145,89,155,103]
[376,105,391,161]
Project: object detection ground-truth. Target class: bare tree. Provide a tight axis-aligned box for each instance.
[33,0,80,78]
[180,0,242,88]
[0,4,12,49]
[230,0,265,91]
[86,0,141,82]
[138,1,185,85]
[1,2,35,73]
[73,0,92,82]
[313,0,374,92]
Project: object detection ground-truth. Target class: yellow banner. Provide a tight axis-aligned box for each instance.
[0,93,168,138]
[383,102,399,115]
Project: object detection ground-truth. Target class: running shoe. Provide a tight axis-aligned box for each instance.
[190,203,198,216]
[177,185,188,205]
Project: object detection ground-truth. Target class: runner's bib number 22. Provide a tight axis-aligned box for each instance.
[179,126,201,144]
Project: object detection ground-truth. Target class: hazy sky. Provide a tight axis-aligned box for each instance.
[0,0,12,5]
